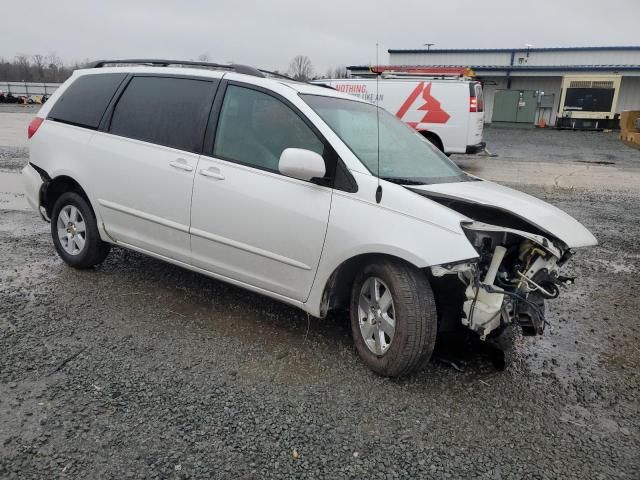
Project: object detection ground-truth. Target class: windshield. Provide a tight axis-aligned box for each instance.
[301,94,470,184]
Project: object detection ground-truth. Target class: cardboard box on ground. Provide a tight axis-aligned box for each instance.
[619,110,640,149]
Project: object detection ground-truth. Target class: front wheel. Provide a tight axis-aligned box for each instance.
[51,191,110,269]
[350,259,437,377]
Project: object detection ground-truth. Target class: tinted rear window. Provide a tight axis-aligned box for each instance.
[109,76,216,152]
[48,73,126,129]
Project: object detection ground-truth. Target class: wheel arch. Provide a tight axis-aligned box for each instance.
[318,252,425,318]
[318,251,468,337]
[417,130,444,152]
[42,174,95,220]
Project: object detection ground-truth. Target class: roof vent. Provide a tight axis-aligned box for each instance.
[569,80,614,88]
[591,80,614,89]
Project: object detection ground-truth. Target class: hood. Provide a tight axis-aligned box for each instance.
[410,180,597,248]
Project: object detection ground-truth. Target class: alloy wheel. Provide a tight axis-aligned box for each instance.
[56,205,86,255]
[357,276,396,355]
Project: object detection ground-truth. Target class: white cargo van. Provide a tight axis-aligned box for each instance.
[316,74,485,155]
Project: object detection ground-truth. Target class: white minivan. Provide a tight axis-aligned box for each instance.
[23,60,596,377]
[315,74,485,154]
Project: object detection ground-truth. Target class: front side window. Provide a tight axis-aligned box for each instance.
[302,94,469,185]
[109,76,216,152]
[214,85,324,172]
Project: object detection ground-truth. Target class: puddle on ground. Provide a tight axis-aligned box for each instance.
[0,171,29,210]
[587,257,639,274]
[0,257,60,288]
[7,224,631,387]
[161,294,352,385]
[93,256,355,386]
[575,160,615,165]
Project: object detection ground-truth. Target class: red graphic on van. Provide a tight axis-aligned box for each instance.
[396,82,450,127]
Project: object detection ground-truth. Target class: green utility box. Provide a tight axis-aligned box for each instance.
[492,90,537,123]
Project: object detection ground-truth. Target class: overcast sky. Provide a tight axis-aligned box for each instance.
[2,0,639,73]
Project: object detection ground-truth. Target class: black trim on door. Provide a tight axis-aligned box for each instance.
[98,73,133,132]
[202,80,357,193]
[202,78,228,158]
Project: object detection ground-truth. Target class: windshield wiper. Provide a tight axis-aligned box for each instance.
[381,177,426,186]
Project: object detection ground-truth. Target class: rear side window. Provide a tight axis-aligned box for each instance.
[109,76,217,152]
[48,73,126,129]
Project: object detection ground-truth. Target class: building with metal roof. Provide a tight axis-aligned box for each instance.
[348,46,640,128]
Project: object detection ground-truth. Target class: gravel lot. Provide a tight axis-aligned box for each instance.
[1,121,639,479]
[480,124,640,168]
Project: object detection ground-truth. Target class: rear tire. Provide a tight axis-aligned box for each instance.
[350,259,437,377]
[51,192,110,269]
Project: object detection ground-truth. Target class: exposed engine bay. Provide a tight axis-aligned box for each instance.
[422,193,579,341]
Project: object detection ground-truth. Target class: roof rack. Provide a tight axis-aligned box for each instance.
[354,65,475,79]
[84,59,297,81]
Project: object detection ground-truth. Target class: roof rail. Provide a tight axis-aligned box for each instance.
[259,69,299,82]
[84,59,269,79]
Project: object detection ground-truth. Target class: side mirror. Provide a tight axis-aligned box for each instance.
[278,148,326,182]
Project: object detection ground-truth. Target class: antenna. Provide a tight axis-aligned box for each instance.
[375,42,382,204]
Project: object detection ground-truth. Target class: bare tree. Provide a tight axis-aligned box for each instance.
[325,65,348,79]
[0,53,72,83]
[32,54,46,81]
[47,52,62,69]
[197,53,210,62]
[332,65,349,78]
[0,57,9,82]
[15,54,32,81]
[46,52,63,82]
[288,55,314,81]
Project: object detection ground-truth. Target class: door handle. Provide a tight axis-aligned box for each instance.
[199,167,225,180]
[169,159,194,172]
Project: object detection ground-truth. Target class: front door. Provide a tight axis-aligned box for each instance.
[190,83,332,301]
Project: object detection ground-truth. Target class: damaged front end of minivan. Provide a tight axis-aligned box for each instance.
[432,221,574,340]
[413,183,597,343]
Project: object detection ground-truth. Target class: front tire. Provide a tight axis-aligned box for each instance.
[350,259,437,377]
[51,192,110,269]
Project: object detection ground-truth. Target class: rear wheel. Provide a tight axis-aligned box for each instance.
[350,259,437,377]
[51,192,110,269]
